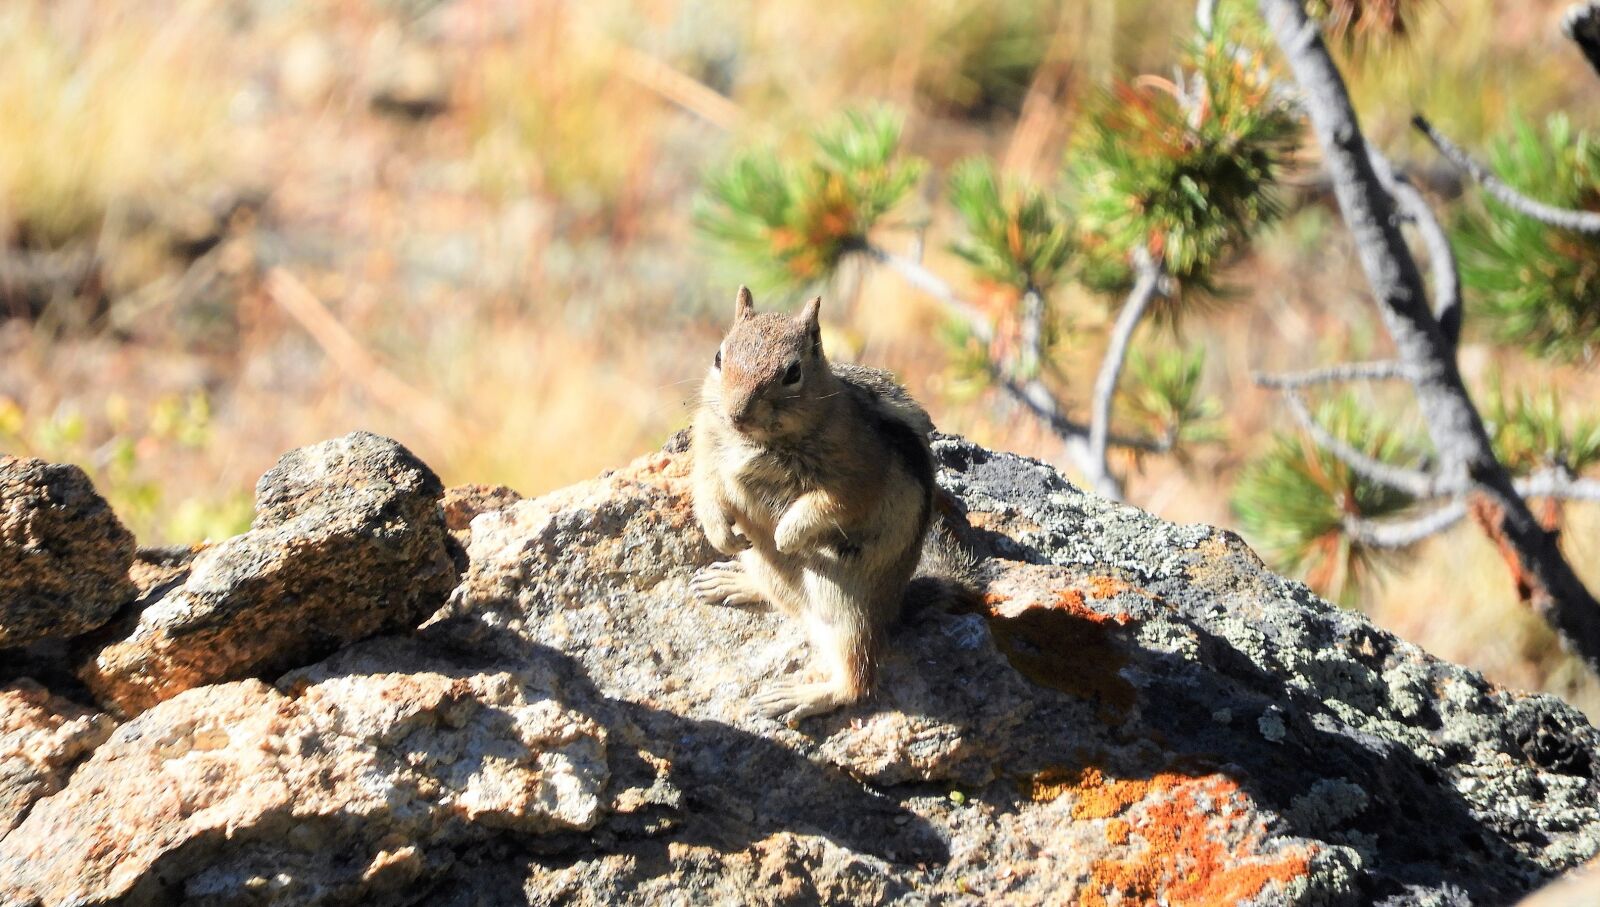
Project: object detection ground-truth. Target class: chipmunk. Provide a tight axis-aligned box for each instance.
[690,286,939,724]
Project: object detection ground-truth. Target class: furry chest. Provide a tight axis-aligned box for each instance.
[722,445,815,527]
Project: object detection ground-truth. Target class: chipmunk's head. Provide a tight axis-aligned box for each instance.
[706,286,832,441]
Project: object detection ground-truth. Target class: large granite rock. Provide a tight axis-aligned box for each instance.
[0,681,114,838]
[0,458,136,648]
[1,434,1597,905]
[76,432,460,715]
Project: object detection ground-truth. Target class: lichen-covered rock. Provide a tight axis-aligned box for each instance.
[0,457,136,648]
[0,680,115,837]
[440,483,522,547]
[4,434,1598,906]
[76,432,459,715]
[0,637,608,906]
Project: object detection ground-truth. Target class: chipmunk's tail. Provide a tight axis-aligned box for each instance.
[904,516,985,618]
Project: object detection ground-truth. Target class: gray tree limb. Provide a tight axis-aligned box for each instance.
[1085,248,1164,500]
[1564,2,1600,80]
[1277,390,1438,498]
[1254,361,1409,389]
[1413,115,1600,236]
[859,246,994,343]
[1367,146,1463,346]
[1517,471,1600,503]
[1197,0,1220,39]
[1344,501,1468,549]
[1261,0,1600,673]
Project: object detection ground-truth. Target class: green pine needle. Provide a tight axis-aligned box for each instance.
[1116,347,1223,457]
[1454,114,1600,361]
[1232,395,1421,604]
[1068,40,1301,315]
[693,108,925,292]
[1482,380,1600,477]
[946,157,1075,296]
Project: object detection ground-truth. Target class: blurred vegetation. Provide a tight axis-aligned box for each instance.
[1232,395,1421,604]
[695,108,924,291]
[0,392,253,543]
[0,5,235,246]
[1454,115,1600,361]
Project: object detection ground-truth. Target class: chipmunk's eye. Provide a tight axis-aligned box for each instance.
[714,349,722,370]
[782,362,802,385]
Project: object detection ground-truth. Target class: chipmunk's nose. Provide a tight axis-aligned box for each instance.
[727,397,757,429]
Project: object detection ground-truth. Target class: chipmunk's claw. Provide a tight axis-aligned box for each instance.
[751,679,847,725]
[691,561,766,608]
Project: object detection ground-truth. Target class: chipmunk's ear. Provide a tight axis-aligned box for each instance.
[798,296,822,355]
[734,286,754,322]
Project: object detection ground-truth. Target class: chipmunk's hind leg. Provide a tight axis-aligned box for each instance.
[752,580,877,725]
[691,560,767,609]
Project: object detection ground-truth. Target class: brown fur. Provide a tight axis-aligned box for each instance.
[690,287,936,723]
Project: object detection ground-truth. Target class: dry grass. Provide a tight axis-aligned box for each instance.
[0,2,237,246]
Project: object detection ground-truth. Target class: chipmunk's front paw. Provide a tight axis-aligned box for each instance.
[692,561,766,608]
[704,520,749,556]
[772,515,812,555]
[752,679,847,725]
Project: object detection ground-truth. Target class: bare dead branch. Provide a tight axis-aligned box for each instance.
[1517,471,1600,503]
[1344,501,1468,549]
[1254,360,1409,389]
[1262,0,1600,672]
[1413,115,1600,236]
[1367,146,1462,345]
[266,268,469,459]
[1563,2,1600,80]
[1084,248,1164,500]
[610,43,742,130]
[1197,0,1220,38]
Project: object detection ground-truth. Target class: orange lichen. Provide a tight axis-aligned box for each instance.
[1081,773,1315,907]
[1054,588,1133,625]
[1085,574,1162,607]
[1105,818,1132,845]
[1027,765,1184,818]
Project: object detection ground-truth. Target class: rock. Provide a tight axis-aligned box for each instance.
[4,435,1598,905]
[77,432,459,715]
[0,457,136,649]
[441,483,522,545]
[0,680,115,838]
[0,639,607,905]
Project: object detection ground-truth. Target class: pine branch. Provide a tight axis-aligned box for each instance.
[1517,471,1600,503]
[1413,115,1600,236]
[1367,147,1463,346]
[1564,2,1600,81]
[1085,248,1164,499]
[1262,0,1600,673]
[861,243,1169,480]
[1276,390,1438,497]
[1343,501,1468,549]
[1254,360,1409,389]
